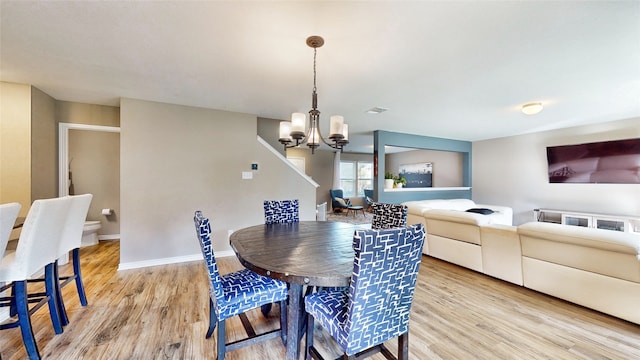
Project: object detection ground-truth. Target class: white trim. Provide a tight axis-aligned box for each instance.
[257,135,320,188]
[98,234,120,240]
[117,250,236,271]
[58,123,121,197]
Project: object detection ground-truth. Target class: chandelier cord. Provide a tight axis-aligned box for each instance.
[313,47,317,94]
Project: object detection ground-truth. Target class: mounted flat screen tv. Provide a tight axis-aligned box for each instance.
[547,138,640,183]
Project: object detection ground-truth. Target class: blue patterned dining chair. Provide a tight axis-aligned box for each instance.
[193,211,288,359]
[371,203,408,230]
[264,199,299,224]
[304,224,425,360]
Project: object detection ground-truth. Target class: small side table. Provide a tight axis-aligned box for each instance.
[346,206,365,217]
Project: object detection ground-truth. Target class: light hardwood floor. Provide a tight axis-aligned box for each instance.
[1,240,639,359]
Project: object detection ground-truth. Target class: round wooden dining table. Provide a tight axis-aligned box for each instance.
[229,221,369,360]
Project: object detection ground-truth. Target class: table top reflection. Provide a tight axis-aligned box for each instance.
[230,221,369,288]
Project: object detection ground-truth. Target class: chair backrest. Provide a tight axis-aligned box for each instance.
[7,197,72,281]
[264,199,299,224]
[371,203,408,229]
[344,224,425,355]
[0,202,22,261]
[329,189,344,200]
[193,211,223,317]
[58,194,93,257]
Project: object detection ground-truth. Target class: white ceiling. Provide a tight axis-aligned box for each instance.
[2,1,639,153]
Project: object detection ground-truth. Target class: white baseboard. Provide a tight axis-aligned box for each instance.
[117,250,235,271]
[98,234,120,240]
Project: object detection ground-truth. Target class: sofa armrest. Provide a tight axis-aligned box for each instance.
[518,222,640,255]
[475,204,513,225]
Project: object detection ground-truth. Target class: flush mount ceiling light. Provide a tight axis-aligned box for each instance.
[278,35,348,154]
[522,102,544,115]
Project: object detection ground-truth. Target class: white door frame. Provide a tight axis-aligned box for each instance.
[58,123,120,197]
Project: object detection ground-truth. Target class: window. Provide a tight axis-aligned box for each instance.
[340,161,373,197]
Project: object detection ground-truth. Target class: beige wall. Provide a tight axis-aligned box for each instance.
[0,82,57,217]
[69,130,120,235]
[287,147,335,207]
[473,117,640,225]
[120,98,317,266]
[0,82,31,216]
[386,149,463,187]
[56,101,120,127]
[30,86,57,201]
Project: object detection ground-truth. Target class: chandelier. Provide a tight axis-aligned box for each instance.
[279,36,349,154]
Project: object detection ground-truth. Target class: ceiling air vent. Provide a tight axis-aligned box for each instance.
[366,107,388,114]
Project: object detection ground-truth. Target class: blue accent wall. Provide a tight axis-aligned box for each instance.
[374,130,472,204]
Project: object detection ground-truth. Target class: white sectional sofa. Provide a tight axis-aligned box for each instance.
[518,222,640,325]
[403,198,513,227]
[403,199,518,283]
[402,198,640,325]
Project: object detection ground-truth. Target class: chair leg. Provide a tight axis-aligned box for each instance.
[72,248,88,306]
[279,300,287,345]
[217,319,226,360]
[260,303,272,316]
[53,260,69,326]
[305,314,314,360]
[206,298,217,339]
[14,280,41,360]
[44,263,64,334]
[398,332,409,360]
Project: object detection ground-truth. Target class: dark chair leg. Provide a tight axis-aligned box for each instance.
[279,300,287,345]
[260,303,272,316]
[305,314,314,360]
[44,263,63,334]
[53,260,69,326]
[14,280,40,360]
[72,248,88,306]
[206,298,217,339]
[217,319,226,360]
[398,332,409,360]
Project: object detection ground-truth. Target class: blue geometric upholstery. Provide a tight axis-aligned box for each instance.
[193,211,288,358]
[304,224,425,359]
[371,203,408,230]
[264,199,299,224]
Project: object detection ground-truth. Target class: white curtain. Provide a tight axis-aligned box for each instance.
[333,151,341,189]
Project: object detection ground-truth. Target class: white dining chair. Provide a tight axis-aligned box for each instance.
[0,197,72,360]
[54,193,93,326]
[0,202,21,262]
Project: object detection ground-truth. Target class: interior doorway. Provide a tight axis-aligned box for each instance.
[58,123,120,239]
